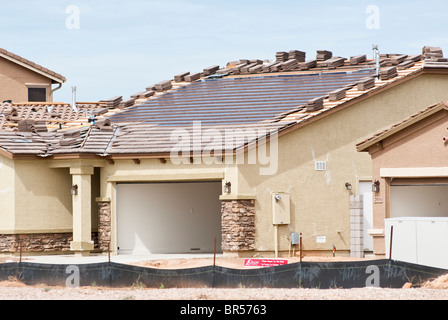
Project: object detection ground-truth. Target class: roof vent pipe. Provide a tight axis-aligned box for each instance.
[71,86,78,112]
[372,44,380,78]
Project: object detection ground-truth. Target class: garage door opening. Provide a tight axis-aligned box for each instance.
[390,182,448,218]
[117,181,222,255]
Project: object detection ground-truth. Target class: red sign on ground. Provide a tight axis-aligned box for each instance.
[243,258,288,267]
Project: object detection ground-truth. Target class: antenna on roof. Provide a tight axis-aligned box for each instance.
[71,86,78,112]
[372,44,380,78]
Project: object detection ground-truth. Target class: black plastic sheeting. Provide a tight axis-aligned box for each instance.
[0,259,446,289]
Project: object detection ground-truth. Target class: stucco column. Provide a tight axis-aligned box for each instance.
[70,166,94,256]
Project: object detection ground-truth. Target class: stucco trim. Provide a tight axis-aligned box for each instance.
[108,172,224,182]
[380,167,448,178]
[219,194,256,200]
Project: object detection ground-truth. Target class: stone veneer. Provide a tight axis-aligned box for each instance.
[97,200,112,252]
[0,203,112,255]
[0,232,99,253]
[221,199,255,252]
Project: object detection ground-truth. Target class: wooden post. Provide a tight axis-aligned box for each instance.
[389,226,394,260]
[213,237,217,267]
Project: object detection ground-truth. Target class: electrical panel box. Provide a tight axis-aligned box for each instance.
[272,192,290,225]
[290,232,300,245]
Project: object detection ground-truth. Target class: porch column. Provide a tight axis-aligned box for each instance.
[70,166,94,256]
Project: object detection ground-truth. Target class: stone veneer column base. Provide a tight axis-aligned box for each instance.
[97,200,111,253]
[0,233,99,254]
[221,199,255,253]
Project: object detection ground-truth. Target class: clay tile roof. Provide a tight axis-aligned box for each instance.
[0,48,66,83]
[0,101,114,132]
[1,45,447,158]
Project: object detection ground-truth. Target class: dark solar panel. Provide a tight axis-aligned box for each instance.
[108,69,375,126]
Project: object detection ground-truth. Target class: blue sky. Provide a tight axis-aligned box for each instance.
[1,0,447,103]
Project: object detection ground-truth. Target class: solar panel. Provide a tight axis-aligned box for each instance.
[108,69,375,126]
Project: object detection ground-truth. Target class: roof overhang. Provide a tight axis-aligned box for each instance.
[0,51,66,84]
[356,101,448,152]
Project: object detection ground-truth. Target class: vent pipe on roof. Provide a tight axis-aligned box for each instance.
[372,44,380,78]
[71,86,78,112]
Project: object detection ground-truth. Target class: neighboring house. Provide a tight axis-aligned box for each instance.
[1,46,448,259]
[0,48,66,103]
[356,101,448,267]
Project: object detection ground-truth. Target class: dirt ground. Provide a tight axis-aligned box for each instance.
[130,255,377,269]
[0,255,447,300]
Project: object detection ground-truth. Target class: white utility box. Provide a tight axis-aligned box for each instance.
[385,217,448,270]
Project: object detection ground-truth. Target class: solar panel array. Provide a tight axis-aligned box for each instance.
[108,69,376,126]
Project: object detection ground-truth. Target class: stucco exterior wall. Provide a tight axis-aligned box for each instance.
[0,155,15,233]
[0,57,53,102]
[13,160,73,233]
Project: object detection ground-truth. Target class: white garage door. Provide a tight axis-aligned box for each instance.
[390,184,448,218]
[117,181,222,255]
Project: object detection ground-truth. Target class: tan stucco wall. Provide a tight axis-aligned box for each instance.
[0,155,15,232]
[13,160,72,233]
[0,57,53,102]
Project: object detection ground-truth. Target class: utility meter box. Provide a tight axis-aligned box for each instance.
[272,192,290,225]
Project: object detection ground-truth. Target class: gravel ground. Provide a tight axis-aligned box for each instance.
[0,285,447,300]
[0,279,447,300]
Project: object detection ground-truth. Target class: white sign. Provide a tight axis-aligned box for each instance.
[316,236,326,243]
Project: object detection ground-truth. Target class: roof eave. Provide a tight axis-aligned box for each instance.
[0,52,66,84]
[356,102,448,152]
